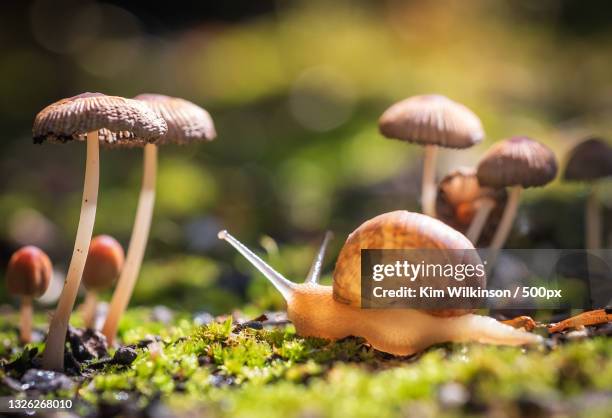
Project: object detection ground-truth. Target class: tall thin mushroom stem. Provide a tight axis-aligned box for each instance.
[466,198,495,244]
[102,143,157,345]
[81,291,98,329]
[421,145,439,217]
[585,185,601,250]
[20,297,32,344]
[42,131,99,371]
[487,186,522,269]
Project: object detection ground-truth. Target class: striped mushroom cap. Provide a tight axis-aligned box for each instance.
[564,137,612,182]
[33,92,168,147]
[378,94,484,149]
[134,94,216,145]
[477,136,558,188]
[435,167,507,245]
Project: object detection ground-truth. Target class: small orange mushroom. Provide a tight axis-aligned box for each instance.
[81,235,124,329]
[436,167,507,245]
[6,246,52,344]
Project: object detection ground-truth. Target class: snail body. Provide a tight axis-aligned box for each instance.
[219,211,541,356]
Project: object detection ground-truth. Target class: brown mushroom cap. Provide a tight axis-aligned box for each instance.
[477,136,558,188]
[563,137,612,181]
[378,94,484,148]
[32,92,168,147]
[436,167,507,244]
[134,94,216,145]
[6,246,52,298]
[332,210,484,316]
[82,235,125,291]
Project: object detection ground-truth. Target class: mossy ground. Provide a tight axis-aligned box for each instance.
[0,309,611,418]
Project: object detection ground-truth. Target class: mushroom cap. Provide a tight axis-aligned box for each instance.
[82,235,125,291]
[332,210,484,316]
[6,246,52,298]
[435,167,507,245]
[477,136,558,188]
[32,92,168,147]
[134,94,216,145]
[378,94,484,149]
[563,137,612,181]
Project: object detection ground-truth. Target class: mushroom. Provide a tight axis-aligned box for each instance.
[101,94,215,345]
[6,246,52,344]
[81,235,125,329]
[435,167,507,245]
[477,137,557,263]
[379,95,484,217]
[563,137,612,249]
[33,92,167,371]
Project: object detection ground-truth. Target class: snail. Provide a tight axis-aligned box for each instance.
[219,211,542,356]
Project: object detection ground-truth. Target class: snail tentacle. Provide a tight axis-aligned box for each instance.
[305,231,333,284]
[218,230,297,301]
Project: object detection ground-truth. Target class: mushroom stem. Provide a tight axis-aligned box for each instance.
[585,185,601,250]
[20,296,33,344]
[487,186,522,268]
[42,130,99,371]
[102,143,157,345]
[421,145,438,217]
[81,291,98,329]
[466,198,495,244]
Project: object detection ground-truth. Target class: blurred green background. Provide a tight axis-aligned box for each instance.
[0,0,611,313]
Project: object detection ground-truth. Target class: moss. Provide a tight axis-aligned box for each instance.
[0,310,610,418]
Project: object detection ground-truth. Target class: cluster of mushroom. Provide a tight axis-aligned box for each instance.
[379,95,611,330]
[6,236,123,343]
[380,96,612,331]
[7,92,215,371]
[382,98,611,254]
[379,94,559,255]
[218,93,611,356]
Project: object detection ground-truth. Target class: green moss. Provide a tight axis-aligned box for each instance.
[0,310,610,418]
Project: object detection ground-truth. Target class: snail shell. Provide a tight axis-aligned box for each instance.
[332,211,485,316]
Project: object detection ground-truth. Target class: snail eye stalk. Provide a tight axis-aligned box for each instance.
[305,231,333,284]
[218,230,296,301]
